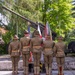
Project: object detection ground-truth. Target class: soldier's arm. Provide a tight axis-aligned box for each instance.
[8,43,12,54]
[18,41,21,53]
[41,39,44,51]
[30,39,33,52]
[53,43,57,57]
[20,39,23,51]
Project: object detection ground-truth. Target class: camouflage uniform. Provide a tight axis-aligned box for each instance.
[8,35,21,74]
[30,30,43,75]
[43,35,55,75]
[20,31,31,75]
[54,36,66,75]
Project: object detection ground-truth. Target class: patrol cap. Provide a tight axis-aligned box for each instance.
[13,35,19,40]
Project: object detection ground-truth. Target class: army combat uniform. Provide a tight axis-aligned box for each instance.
[8,35,21,74]
[20,31,31,75]
[43,35,55,75]
[54,36,66,75]
[30,30,43,75]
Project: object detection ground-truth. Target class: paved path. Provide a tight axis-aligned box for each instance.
[0,71,75,75]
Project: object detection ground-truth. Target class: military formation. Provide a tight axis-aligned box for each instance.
[8,30,66,75]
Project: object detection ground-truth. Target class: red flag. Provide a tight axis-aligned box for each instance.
[28,51,33,62]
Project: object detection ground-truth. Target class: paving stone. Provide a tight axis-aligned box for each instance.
[0,71,75,75]
[0,55,75,70]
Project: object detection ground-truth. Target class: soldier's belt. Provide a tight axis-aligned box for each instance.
[33,46,41,48]
[45,48,52,50]
[12,50,19,52]
[23,46,30,48]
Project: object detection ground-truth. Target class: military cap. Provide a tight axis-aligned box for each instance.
[34,30,39,36]
[24,30,29,34]
[57,36,63,40]
[13,35,19,39]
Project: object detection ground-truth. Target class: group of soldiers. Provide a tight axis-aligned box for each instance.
[8,30,66,75]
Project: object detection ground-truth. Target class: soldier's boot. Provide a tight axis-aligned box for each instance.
[49,67,52,75]
[34,67,37,75]
[36,67,40,75]
[25,67,29,75]
[46,67,49,75]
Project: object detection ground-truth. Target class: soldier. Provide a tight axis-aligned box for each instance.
[54,36,66,75]
[8,35,21,75]
[43,35,55,75]
[30,30,43,75]
[20,30,31,75]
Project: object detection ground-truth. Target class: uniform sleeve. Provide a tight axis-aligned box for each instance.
[42,40,45,51]
[30,39,33,52]
[20,38,23,51]
[64,43,67,51]
[18,41,21,53]
[53,43,57,57]
[8,43,12,54]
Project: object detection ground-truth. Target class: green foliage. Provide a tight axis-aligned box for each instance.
[43,0,74,37]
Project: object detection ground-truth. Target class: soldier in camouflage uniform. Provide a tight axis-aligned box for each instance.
[54,36,66,75]
[20,30,31,75]
[30,30,43,75]
[8,35,21,75]
[43,35,55,75]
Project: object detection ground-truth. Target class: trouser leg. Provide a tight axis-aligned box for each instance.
[34,54,37,75]
[22,54,26,74]
[25,54,29,75]
[59,57,65,75]
[56,57,64,75]
[11,57,15,74]
[15,56,19,74]
[44,55,49,75]
[49,56,53,75]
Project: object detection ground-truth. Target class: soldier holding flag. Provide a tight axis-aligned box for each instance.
[30,30,43,75]
[20,30,31,75]
[43,22,55,75]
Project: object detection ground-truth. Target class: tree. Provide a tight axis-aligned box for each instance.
[43,0,74,37]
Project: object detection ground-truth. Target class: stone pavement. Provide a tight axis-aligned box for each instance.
[0,71,75,75]
[0,55,75,70]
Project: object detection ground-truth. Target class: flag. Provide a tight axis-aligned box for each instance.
[37,24,44,62]
[45,21,52,40]
[27,25,33,62]
[37,24,42,38]
[28,25,30,33]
